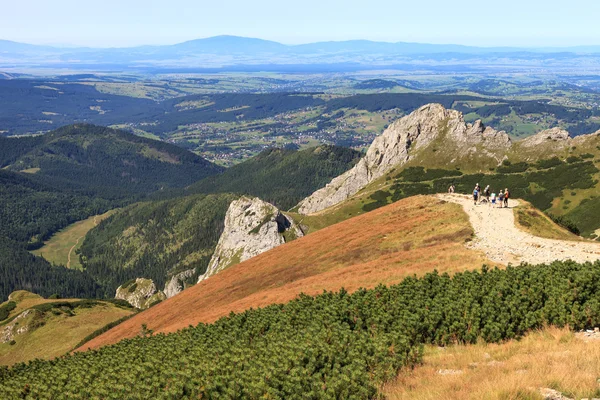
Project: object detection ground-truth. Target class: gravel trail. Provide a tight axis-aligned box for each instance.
[438,194,600,265]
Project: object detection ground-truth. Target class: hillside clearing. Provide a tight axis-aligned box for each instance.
[32,210,115,269]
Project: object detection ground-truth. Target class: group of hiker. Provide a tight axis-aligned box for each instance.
[472,183,510,207]
[447,183,510,207]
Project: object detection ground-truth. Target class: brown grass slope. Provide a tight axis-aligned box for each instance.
[79,195,489,351]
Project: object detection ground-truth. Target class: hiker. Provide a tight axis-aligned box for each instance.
[448,184,455,194]
[498,190,504,208]
[504,188,510,208]
[491,191,497,207]
[474,183,481,203]
[484,185,491,203]
[473,187,479,205]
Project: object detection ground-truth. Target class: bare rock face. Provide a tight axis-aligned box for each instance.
[297,103,511,214]
[198,197,303,283]
[115,278,166,309]
[519,127,571,147]
[163,269,195,299]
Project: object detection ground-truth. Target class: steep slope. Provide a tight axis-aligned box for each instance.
[5,124,223,197]
[79,195,488,350]
[186,145,362,210]
[297,104,511,214]
[0,291,134,366]
[297,103,600,236]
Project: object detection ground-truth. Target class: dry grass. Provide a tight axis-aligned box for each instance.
[0,302,133,366]
[385,326,600,400]
[79,195,490,351]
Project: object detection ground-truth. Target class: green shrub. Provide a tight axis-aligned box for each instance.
[127,283,138,293]
[0,301,17,322]
[4,261,600,398]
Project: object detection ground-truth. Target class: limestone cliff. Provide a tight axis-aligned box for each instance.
[163,269,195,299]
[115,278,166,309]
[198,197,303,283]
[297,103,512,214]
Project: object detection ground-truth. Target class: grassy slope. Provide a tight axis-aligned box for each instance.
[78,195,489,351]
[0,292,134,365]
[32,210,115,269]
[513,200,582,241]
[385,327,600,400]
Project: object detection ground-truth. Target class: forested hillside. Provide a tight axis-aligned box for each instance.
[0,238,101,301]
[0,170,115,246]
[0,125,225,300]
[187,145,362,210]
[5,124,223,197]
[3,260,600,398]
[79,194,237,297]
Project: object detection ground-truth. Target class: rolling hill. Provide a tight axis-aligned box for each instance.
[3,124,223,197]
[0,291,134,366]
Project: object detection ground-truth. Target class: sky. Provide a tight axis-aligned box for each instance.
[1,0,599,48]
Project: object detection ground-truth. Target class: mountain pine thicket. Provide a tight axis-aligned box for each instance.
[2,260,600,399]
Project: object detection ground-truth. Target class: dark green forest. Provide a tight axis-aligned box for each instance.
[0,125,224,300]
[79,194,237,297]
[2,260,600,399]
[187,145,362,210]
[0,238,101,301]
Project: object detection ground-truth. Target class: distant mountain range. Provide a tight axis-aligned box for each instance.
[2,35,600,72]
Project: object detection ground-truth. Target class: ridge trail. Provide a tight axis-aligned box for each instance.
[438,194,600,265]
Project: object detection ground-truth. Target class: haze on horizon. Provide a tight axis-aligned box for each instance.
[1,0,599,48]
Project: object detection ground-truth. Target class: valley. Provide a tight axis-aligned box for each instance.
[32,210,115,270]
[2,79,600,398]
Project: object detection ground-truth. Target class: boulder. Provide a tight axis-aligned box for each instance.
[115,278,166,309]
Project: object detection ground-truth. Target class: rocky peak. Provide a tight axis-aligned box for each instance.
[115,278,166,309]
[198,196,303,283]
[519,127,571,147]
[297,103,511,214]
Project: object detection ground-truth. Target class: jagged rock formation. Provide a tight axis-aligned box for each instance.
[115,278,166,309]
[164,269,195,298]
[198,197,303,283]
[297,103,512,214]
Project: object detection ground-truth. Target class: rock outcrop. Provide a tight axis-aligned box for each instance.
[115,278,166,309]
[519,127,571,147]
[163,269,195,299]
[1,309,41,343]
[297,103,511,214]
[198,197,303,283]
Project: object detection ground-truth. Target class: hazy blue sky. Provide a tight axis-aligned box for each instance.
[1,0,599,47]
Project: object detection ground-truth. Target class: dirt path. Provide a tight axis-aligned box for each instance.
[438,194,600,265]
[66,215,100,269]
